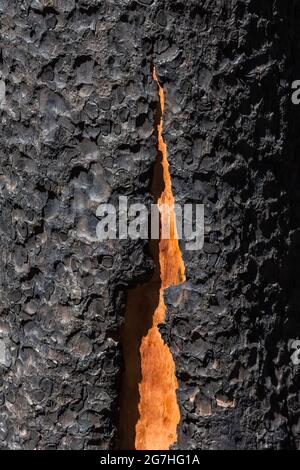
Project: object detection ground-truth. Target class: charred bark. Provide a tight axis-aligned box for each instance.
[0,0,299,450]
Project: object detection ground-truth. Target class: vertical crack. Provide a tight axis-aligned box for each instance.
[118,66,185,450]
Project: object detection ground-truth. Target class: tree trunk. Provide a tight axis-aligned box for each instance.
[0,0,299,450]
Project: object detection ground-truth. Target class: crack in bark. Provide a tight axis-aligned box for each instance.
[118,66,185,450]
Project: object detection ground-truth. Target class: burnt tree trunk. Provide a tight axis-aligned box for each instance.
[0,0,299,450]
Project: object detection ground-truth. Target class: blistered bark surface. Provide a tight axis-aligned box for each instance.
[0,0,299,450]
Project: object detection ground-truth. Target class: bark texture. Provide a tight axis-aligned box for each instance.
[0,0,299,450]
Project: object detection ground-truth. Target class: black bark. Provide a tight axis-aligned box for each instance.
[0,0,299,450]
